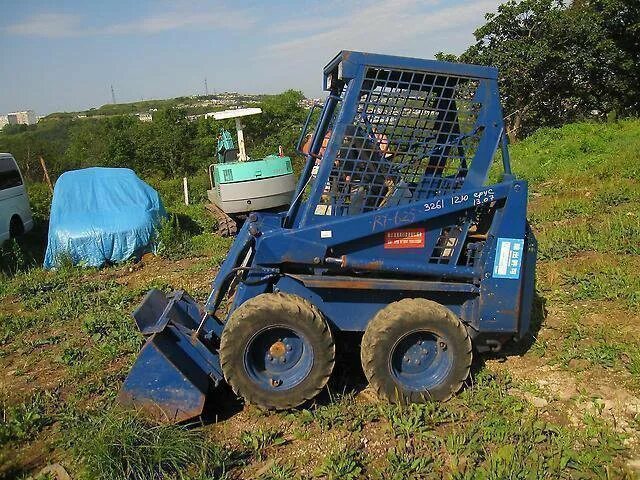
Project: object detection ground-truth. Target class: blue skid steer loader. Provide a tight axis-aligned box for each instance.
[118,51,537,423]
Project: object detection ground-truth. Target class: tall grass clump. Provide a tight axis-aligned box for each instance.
[71,410,234,480]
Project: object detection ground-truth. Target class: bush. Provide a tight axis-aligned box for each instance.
[155,215,191,260]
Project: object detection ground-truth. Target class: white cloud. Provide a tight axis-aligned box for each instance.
[4,13,83,38]
[265,0,499,57]
[4,4,255,38]
[104,6,255,35]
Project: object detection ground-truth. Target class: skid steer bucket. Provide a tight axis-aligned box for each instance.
[117,289,224,423]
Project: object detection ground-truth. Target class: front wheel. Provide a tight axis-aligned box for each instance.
[361,298,472,404]
[220,293,335,409]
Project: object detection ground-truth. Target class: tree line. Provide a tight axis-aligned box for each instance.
[0,90,308,182]
[1,0,638,182]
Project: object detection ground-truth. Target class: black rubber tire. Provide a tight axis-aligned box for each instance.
[9,216,24,238]
[220,293,335,409]
[361,298,472,404]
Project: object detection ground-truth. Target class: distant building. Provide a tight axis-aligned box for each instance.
[1,110,37,127]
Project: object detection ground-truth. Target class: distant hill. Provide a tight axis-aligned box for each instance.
[43,92,270,120]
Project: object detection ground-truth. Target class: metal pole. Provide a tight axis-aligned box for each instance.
[235,117,247,162]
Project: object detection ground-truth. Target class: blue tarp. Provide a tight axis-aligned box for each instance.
[44,167,166,268]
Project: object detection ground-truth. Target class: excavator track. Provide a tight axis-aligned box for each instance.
[205,203,238,237]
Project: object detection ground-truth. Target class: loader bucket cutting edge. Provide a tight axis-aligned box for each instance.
[118,290,224,423]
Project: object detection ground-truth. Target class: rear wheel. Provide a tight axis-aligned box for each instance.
[220,293,335,409]
[361,298,472,404]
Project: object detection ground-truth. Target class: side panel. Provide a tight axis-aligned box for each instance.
[273,275,477,332]
[475,181,531,340]
[0,155,32,242]
[214,157,293,184]
[208,174,296,213]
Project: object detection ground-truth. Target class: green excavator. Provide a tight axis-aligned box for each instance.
[205,108,296,236]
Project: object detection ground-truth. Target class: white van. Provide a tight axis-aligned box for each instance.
[0,153,33,245]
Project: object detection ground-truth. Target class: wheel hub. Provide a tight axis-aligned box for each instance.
[269,340,287,358]
[244,326,314,392]
[390,330,453,392]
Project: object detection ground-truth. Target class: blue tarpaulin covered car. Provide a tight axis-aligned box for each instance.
[44,167,166,268]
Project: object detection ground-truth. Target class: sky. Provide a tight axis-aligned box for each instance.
[0,0,502,115]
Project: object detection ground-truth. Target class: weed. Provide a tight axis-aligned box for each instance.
[155,214,191,259]
[70,409,234,480]
[0,394,50,446]
[258,460,299,480]
[240,428,285,461]
[291,392,378,433]
[377,446,435,479]
[383,402,455,440]
[0,239,30,277]
[442,370,630,477]
[0,313,42,345]
[316,448,363,480]
[59,346,86,366]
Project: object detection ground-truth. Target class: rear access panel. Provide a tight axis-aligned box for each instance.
[208,174,296,214]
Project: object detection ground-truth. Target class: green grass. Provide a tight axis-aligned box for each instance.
[68,409,235,480]
[535,209,640,260]
[240,427,285,461]
[316,448,364,480]
[0,393,51,447]
[563,265,640,310]
[510,119,640,187]
[1,118,640,478]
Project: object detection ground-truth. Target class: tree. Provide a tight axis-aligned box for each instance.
[454,0,640,140]
[134,108,197,176]
[243,90,307,160]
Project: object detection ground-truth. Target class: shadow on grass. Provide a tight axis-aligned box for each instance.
[174,213,203,236]
[0,221,48,277]
[471,290,548,379]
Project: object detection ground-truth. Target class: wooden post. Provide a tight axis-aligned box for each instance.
[183,177,189,205]
[39,156,53,193]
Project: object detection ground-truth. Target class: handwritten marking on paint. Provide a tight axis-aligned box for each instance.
[473,188,495,205]
[372,209,418,232]
[371,188,499,233]
[422,189,495,213]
